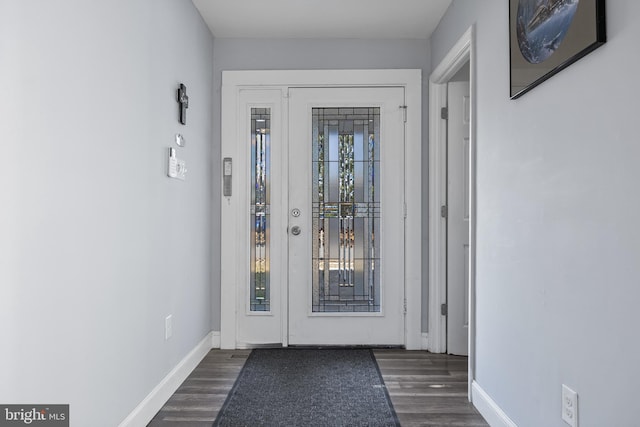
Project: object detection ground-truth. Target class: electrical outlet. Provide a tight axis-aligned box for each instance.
[562,384,578,427]
[165,315,173,340]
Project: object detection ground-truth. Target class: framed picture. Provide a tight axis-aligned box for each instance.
[509,0,606,99]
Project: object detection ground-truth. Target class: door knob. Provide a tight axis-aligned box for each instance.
[290,226,301,236]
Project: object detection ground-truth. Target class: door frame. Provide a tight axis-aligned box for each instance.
[220,69,422,350]
[427,26,476,394]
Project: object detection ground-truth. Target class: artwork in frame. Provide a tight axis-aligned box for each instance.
[509,0,606,99]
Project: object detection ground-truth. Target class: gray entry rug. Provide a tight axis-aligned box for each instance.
[213,348,400,427]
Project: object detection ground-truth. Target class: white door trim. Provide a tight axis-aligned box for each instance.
[427,26,476,393]
[220,69,422,350]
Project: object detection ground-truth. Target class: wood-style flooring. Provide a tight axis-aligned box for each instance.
[148,349,489,427]
[374,349,488,427]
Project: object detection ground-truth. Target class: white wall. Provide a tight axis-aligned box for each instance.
[431,1,640,426]
[0,1,214,426]
[210,38,432,332]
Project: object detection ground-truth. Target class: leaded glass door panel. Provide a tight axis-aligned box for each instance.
[311,107,381,313]
[288,87,405,346]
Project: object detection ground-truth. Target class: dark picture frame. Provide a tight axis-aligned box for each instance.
[509,0,606,99]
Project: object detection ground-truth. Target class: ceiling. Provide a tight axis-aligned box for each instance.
[192,0,452,39]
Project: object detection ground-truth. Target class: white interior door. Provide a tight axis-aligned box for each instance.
[446,81,470,356]
[287,87,405,346]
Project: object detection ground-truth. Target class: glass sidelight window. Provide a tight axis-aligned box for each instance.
[250,108,270,311]
[311,108,381,312]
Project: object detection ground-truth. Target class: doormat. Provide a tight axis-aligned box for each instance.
[213,348,400,427]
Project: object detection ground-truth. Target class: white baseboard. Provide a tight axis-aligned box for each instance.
[471,381,518,427]
[118,331,214,427]
[212,331,221,348]
[421,333,429,350]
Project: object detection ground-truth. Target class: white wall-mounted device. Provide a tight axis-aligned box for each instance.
[223,157,232,196]
[168,147,187,180]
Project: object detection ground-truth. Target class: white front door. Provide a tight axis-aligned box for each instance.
[446,81,470,356]
[220,70,422,350]
[287,87,406,346]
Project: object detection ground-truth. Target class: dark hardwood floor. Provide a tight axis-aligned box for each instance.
[373,349,488,427]
[148,350,250,427]
[148,349,488,427]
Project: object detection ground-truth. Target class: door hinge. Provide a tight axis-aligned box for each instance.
[440,205,448,218]
[441,303,448,316]
[403,299,407,315]
[403,202,407,219]
[441,107,448,120]
[400,105,407,123]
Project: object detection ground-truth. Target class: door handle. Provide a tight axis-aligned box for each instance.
[290,226,301,236]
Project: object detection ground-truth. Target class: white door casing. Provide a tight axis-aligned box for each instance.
[220,70,422,350]
[428,26,476,398]
[446,81,470,356]
[288,87,406,346]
